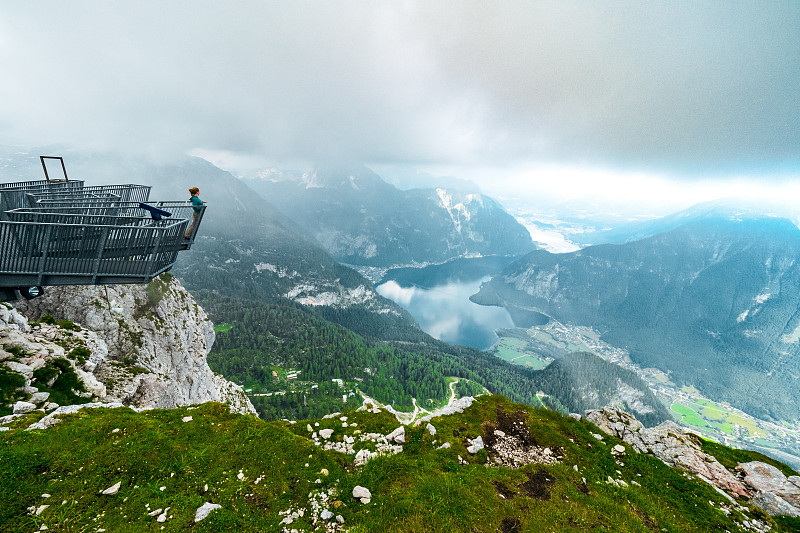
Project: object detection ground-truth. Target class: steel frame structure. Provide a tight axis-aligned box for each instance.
[0,177,205,301]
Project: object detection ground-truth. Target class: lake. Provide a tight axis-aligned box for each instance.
[376,276,514,350]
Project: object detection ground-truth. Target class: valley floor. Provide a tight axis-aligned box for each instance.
[491,321,800,470]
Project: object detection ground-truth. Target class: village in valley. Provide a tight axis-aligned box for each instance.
[491,318,800,470]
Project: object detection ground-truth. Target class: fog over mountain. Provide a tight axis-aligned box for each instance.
[0,2,798,209]
[3,4,800,527]
[241,164,535,267]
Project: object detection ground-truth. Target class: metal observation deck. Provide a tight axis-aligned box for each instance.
[0,158,205,301]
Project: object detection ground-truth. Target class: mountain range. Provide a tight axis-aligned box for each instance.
[3,147,800,528]
[240,164,535,266]
[0,147,669,424]
[5,147,798,443]
[473,214,800,422]
[570,198,800,246]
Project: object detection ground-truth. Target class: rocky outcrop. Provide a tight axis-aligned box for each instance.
[737,462,800,517]
[7,274,255,415]
[1,304,109,416]
[586,407,748,497]
[27,402,131,430]
[586,407,800,517]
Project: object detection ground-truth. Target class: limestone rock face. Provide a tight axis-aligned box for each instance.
[1,303,109,404]
[12,275,255,415]
[586,407,749,498]
[0,305,30,333]
[585,407,643,445]
[749,491,800,517]
[737,462,800,513]
[586,407,800,517]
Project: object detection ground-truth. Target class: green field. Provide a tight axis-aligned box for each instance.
[670,402,695,417]
[708,420,735,434]
[696,399,727,421]
[670,402,708,427]
[494,337,528,361]
[671,399,769,437]
[492,336,551,369]
[213,323,233,333]
[530,328,590,353]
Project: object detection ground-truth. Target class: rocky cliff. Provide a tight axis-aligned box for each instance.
[3,274,254,416]
[586,406,800,519]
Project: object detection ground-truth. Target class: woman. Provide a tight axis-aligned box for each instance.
[184,187,205,239]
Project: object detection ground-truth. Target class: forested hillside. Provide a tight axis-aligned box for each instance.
[474,216,800,422]
[197,295,669,427]
[533,352,670,427]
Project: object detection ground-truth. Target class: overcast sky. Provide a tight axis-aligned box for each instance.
[1,1,798,212]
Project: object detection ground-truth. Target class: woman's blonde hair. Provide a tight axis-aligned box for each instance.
[189,187,199,195]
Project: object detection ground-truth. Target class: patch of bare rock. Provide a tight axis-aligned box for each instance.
[482,408,563,468]
[586,406,800,519]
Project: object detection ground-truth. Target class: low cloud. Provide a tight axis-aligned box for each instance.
[0,1,797,182]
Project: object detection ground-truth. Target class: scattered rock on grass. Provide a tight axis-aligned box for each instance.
[353,485,371,503]
[194,502,222,522]
[101,482,121,495]
[354,448,372,466]
[386,426,405,444]
[13,401,36,415]
[467,436,484,454]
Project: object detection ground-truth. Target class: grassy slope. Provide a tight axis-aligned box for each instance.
[1,396,798,533]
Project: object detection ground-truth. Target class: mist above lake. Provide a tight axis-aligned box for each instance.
[376,276,514,350]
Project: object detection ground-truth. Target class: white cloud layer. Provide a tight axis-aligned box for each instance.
[0,1,798,200]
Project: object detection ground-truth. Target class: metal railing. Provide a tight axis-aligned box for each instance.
[8,202,206,248]
[0,180,85,214]
[0,178,204,294]
[0,216,187,286]
[0,179,82,191]
[26,183,151,205]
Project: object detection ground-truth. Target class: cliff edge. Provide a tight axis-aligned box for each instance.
[4,274,255,416]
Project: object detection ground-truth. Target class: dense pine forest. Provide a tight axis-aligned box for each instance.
[196,293,669,426]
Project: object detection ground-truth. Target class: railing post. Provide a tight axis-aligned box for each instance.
[36,224,53,285]
[91,226,110,284]
[143,225,165,279]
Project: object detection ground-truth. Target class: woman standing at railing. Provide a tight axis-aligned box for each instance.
[184,187,205,239]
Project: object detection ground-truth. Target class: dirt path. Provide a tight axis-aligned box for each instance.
[358,377,483,425]
[448,378,459,405]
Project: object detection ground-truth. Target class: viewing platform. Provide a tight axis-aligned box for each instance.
[0,158,205,301]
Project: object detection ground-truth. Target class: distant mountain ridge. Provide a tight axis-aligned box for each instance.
[571,198,800,246]
[473,215,800,422]
[241,164,536,267]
